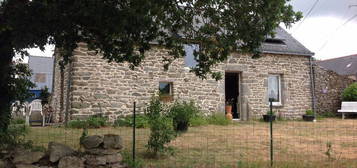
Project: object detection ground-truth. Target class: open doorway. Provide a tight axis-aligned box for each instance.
[225,72,240,119]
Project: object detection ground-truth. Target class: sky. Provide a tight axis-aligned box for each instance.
[284,0,357,60]
[25,0,357,61]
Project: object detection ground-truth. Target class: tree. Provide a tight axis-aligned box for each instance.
[0,0,302,131]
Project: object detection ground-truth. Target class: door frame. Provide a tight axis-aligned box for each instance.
[225,71,242,120]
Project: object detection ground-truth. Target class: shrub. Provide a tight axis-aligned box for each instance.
[11,118,26,124]
[190,115,209,127]
[114,115,149,128]
[305,109,314,116]
[168,101,199,132]
[67,119,88,129]
[67,115,108,129]
[342,83,357,101]
[266,110,276,115]
[87,115,108,128]
[146,97,176,157]
[0,123,32,150]
[207,114,230,126]
[121,151,144,168]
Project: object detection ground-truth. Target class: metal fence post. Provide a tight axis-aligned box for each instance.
[269,98,273,167]
[133,102,136,164]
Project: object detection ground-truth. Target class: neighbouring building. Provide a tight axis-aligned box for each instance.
[28,56,54,98]
[316,54,357,81]
[51,27,317,122]
[314,55,356,115]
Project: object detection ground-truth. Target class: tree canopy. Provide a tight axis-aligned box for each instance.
[0,0,302,130]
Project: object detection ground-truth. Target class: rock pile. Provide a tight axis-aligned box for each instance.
[0,134,126,168]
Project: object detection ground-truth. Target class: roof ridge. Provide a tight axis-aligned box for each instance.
[317,54,357,62]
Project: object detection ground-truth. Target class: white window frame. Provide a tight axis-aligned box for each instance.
[268,75,282,106]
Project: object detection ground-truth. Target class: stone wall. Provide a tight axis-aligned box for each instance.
[314,65,355,114]
[52,43,313,121]
[0,134,125,168]
[51,50,72,122]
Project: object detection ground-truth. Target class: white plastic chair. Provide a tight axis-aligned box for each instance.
[29,99,45,126]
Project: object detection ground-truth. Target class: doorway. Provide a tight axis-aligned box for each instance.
[225,72,240,119]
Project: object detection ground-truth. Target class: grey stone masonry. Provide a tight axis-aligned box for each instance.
[314,65,355,115]
[52,43,314,121]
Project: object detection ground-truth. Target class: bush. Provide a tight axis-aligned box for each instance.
[342,83,357,101]
[190,115,209,127]
[146,97,176,157]
[67,120,88,129]
[207,114,230,126]
[0,123,32,150]
[305,109,314,116]
[11,118,26,124]
[168,101,199,132]
[114,115,149,128]
[67,115,108,129]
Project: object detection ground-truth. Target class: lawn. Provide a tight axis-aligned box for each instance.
[25,118,357,168]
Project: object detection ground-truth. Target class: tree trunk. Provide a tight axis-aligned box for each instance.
[0,31,14,132]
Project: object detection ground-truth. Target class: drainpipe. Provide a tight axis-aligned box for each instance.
[309,56,317,122]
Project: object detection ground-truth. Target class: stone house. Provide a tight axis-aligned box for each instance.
[51,27,316,122]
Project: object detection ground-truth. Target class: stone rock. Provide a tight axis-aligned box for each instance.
[85,155,106,166]
[13,151,45,164]
[106,153,123,164]
[15,164,40,168]
[103,134,123,149]
[85,148,119,155]
[48,142,75,162]
[58,156,84,168]
[0,160,6,168]
[110,163,126,168]
[81,135,103,149]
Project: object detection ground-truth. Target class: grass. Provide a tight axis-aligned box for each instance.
[25,118,357,168]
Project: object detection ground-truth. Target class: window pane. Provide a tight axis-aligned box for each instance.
[184,44,199,68]
[268,75,280,102]
[159,82,172,95]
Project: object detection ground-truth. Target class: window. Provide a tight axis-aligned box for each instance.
[184,44,199,68]
[34,73,46,83]
[159,82,173,101]
[268,75,282,106]
[264,38,285,45]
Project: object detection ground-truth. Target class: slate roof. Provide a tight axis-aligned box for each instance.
[28,56,54,91]
[260,27,314,56]
[316,54,357,76]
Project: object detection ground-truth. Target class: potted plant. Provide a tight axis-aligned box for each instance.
[263,110,276,122]
[225,99,234,120]
[303,109,315,121]
[169,101,198,132]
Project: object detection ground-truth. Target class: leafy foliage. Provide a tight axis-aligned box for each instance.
[39,86,50,105]
[0,0,302,132]
[114,115,149,128]
[67,115,108,129]
[0,123,30,150]
[266,110,276,116]
[342,83,357,101]
[121,151,144,168]
[10,118,25,125]
[190,115,209,127]
[168,101,199,132]
[305,109,314,116]
[207,114,231,126]
[146,97,176,157]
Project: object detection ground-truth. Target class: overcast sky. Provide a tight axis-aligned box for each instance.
[284,0,357,60]
[26,0,357,61]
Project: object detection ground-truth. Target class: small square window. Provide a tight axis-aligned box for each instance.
[159,82,173,101]
[184,44,199,68]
